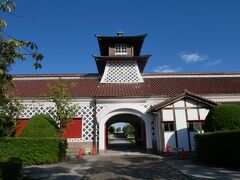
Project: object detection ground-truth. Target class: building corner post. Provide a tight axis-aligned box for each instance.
[92,97,97,155]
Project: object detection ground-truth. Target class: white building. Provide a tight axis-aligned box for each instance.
[12,32,240,155]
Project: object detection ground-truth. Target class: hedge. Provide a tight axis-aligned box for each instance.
[0,114,15,137]
[195,131,240,167]
[20,114,57,138]
[204,104,240,132]
[0,158,22,180]
[0,138,67,165]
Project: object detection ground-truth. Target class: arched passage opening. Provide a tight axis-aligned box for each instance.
[105,114,146,152]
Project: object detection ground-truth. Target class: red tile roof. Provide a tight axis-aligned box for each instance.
[9,73,240,98]
[12,72,240,78]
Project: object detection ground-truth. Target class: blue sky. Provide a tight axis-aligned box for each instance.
[3,0,240,74]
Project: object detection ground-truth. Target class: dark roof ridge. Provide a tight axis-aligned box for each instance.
[95,34,148,38]
[92,55,151,58]
[142,72,240,76]
[13,73,99,78]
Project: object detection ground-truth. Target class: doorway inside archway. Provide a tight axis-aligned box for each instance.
[105,114,146,152]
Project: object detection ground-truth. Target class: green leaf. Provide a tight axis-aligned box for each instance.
[33,62,42,69]
[12,2,16,9]
[0,19,7,30]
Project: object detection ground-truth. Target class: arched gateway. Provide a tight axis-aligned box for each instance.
[97,107,153,152]
[12,32,240,155]
[105,114,146,150]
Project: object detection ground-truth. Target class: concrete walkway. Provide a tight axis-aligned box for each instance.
[23,154,190,180]
[22,137,240,179]
[105,137,145,156]
[158,155,240,180]
[23,152,240,180]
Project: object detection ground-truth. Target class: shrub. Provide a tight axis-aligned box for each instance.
[20,114,57,137]
[195,131,240,168]
[0,113,16,137]
[0,138,67,165]
[0,114,8,137]
[0,158,22,180]
[204,104,240,132]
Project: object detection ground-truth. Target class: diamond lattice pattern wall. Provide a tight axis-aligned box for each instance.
[101,61,143,83]
[20,104,105,142]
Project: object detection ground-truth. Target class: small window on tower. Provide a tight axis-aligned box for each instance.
[115,44,127,55]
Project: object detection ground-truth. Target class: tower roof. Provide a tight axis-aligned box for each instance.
[95,33,147,56]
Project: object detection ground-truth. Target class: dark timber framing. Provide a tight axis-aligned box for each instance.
[153,90,217,152]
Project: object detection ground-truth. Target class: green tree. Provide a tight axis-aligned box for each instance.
[108,126,115,134]
[122,124,135,137]
[0,0,43,136]
[0,97,22,137]
[116,127,122,133]
[49,82,76,136]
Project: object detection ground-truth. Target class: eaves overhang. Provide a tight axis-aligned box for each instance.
[150,89,218,112]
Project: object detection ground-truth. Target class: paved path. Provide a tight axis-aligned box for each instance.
[161,156,240,180]
[23,137,240,179]
[23,154,191,180]
[106,137,143,155]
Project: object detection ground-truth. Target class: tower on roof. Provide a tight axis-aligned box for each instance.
[94,32,150,83]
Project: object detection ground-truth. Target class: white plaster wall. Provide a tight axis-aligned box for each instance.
[185,100,210,150]
[164,132,176,151]
[204,95,240,103]
[199,108,209,119]
[174,100,185,107]
[187,109,198,120]
[162,109,174,121]
[185,99,197,107]
[175,109,189,151]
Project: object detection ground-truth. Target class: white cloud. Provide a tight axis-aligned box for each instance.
[205,60,221,66]
[180,52,207,63]
[153,65,181,72]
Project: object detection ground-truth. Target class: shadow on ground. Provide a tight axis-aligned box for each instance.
[23,155,191,180]
[23,153,240,180]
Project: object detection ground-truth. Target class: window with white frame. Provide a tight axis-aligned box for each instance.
[115,44,127,55]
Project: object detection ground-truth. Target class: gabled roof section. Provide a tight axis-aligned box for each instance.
[93,55,150,74]
[151,90,218,111]
[95,33,147,56]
